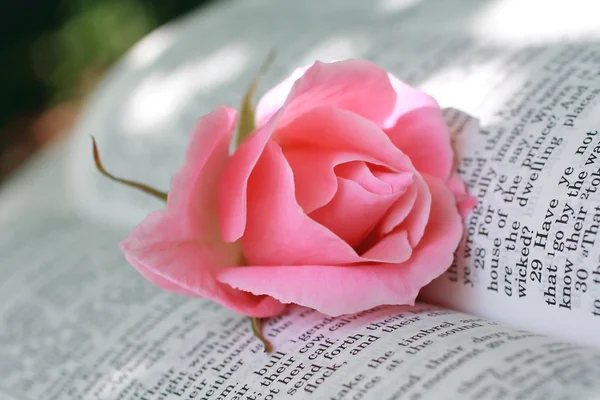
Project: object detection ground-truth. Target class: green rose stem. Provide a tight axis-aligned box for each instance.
[91,136,168,201]
[251,317,273,353]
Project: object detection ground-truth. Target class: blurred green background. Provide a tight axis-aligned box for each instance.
[0,0,213,181]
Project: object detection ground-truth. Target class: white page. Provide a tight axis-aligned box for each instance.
[0,138,71,221]
[63,0,600,348]
[1,216,600,400]
[420,45,600,349]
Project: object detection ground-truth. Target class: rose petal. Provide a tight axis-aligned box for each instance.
[165,107,236,236]
[384,74,453,180]
[241,140,363,266]
[217,175,463,316]
[457,196,478,219]
[377,182,419,236]
[309,174,411,248]
[378,173,431,246]
[276,107,413,173]
[335,162,407,195]
[359,229,412,263]
[283,148,387,214]
[121,107,285,317]
[448,171,477,218]
[255,65,310,128]
[122,214,284,317]
[240,139,416,266]
[257,59,397,129]
[218,110,281,242]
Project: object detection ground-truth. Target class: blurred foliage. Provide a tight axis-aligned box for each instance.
[0,0,214,131]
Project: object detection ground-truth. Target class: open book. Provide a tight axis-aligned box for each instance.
[2,0,600,399]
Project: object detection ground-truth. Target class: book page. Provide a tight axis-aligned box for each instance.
[2,216,600,400]
[64,0,600,348]
[0,138,71,222]
[420,41,600,349]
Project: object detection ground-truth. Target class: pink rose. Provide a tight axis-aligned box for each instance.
[121,59,473,318]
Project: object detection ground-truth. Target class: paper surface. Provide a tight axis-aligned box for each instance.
[4,0,600,398]
[63,0,600,348]
[62,0,600,348]
[1,217,600,400]
[421,42,600,349]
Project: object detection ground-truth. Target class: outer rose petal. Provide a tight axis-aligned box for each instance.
[448,172,477,218]
[255,65,309,127]
[217,175,463,316]
[257,59,397,129]
[120,107,285,317]
[218,110,281,242]
[384,74,454,181]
